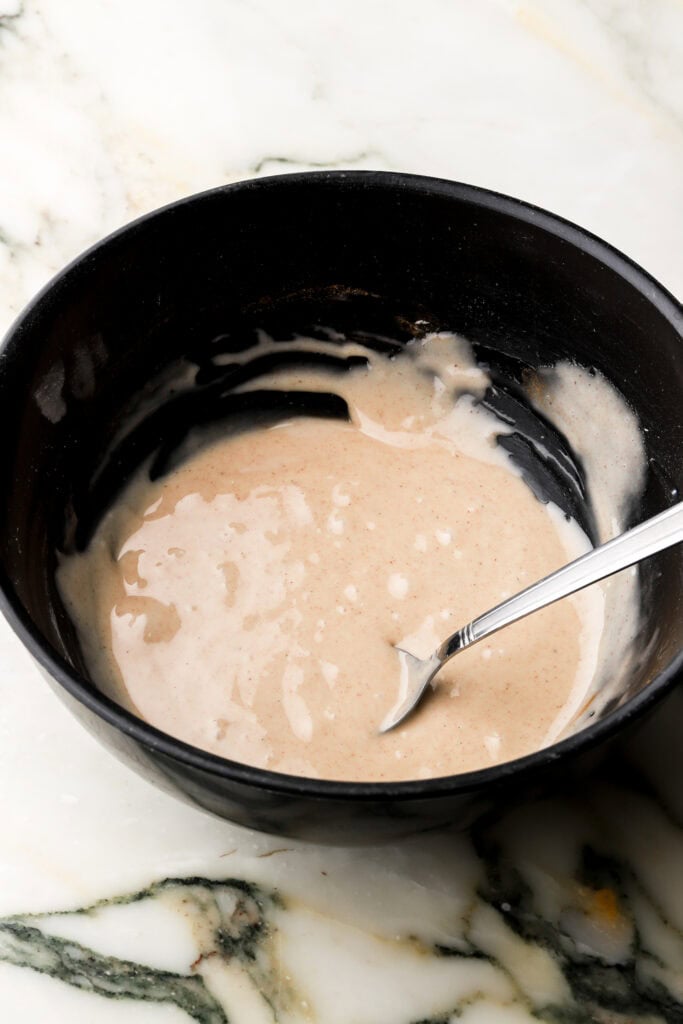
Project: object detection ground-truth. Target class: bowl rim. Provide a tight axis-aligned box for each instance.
[1,168,682,802]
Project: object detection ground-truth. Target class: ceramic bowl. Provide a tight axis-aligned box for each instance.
[1,171,682,843]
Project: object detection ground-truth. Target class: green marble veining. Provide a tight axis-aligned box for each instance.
[248,151,377,174]
[0,920,227,1024]
[1,822,681,1024]
[469,820,683,1024]
[1,725,682,1024]
[0,878,277,1023]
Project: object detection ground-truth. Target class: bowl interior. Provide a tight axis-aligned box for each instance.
[1,172,682,762]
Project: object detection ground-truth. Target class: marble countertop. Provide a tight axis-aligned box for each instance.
[1,2,682,1021]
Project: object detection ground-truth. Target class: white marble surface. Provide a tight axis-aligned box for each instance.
[1,1,682,1021]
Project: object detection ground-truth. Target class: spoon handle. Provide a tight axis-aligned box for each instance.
[437,501,683,664]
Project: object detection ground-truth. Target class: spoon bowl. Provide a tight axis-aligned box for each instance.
[381,501,683,733]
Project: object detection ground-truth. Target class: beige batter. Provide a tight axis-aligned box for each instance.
[57,333,644,781]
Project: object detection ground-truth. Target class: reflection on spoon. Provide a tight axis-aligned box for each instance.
[380,501,683,734]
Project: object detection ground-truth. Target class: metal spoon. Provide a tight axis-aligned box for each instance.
[379,500,683,734]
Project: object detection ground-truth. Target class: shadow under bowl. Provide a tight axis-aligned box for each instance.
[1,171,682,843]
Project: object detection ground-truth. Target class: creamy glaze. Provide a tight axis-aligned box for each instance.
[57,333,645,781]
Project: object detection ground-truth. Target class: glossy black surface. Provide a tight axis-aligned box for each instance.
[0,172,682,843]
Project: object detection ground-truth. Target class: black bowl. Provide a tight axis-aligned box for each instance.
[1,171,682,844]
